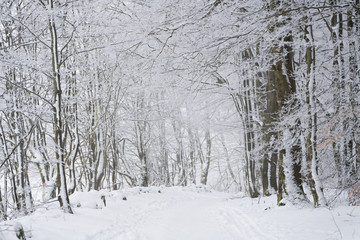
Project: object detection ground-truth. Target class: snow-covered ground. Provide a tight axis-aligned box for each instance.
[0,186,359,240]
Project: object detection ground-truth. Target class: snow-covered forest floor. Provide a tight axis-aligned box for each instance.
[0,186,359,240]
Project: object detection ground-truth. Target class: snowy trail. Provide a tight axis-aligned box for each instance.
[217,207,276,240]
[86,189,273,240]
[1,187,359,240]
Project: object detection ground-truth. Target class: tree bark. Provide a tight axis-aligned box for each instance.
[49,0,72,213]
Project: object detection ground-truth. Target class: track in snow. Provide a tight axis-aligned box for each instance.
[86,189,272,240]
[3,187,357,240]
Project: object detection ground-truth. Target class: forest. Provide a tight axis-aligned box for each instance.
[0,0,359,220]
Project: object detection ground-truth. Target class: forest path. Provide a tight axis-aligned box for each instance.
[86,187,273,240]
[2,187,358,240]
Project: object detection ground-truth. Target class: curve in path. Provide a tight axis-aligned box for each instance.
[87,192,274,240]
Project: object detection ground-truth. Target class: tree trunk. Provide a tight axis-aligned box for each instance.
[201,129,211,185]
[262,70,279,195]
[347,0,360,181]
[268,32,296,204]
[49,0,72,213]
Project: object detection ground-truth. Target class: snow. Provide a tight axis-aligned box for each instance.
[0,186,359,240]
